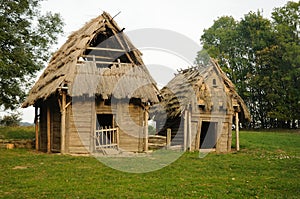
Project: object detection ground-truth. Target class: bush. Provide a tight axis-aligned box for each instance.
[0,113,21,127]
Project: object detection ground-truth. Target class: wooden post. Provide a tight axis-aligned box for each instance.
[195,120,202,150]
[235,112,240,151]
[60,90,66,154]
[47,106,51,153]
[166,128,171,149]
[144,106,149,152]
[183,109,188,151]
[34,106,39,151]
[116,127,119,150]
[227,114,233,152]
[188,105,192,151]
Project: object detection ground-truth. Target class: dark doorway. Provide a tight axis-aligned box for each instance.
[96,114,113,129]
[200,121,218,149]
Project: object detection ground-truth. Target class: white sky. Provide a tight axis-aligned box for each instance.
[17,0,290,122]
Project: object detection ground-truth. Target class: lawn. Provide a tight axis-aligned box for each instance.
[0,130,299,198]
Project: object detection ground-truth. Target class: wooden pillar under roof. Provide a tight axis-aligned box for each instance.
[143,105,149,152]
[60,90,67,154]
[47,105,51,153]
[235,112,240,151]
[188,105,192,151]
[34,106,39,151]
[183,108,188,151]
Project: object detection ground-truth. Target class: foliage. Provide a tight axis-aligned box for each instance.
[148,125,156,135]
[197,1,300,128]
[0,113,21,126]
[0,125,35,139]
[0,131,299,198]
[0,0,64,110]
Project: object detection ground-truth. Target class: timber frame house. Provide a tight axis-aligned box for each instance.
[152,60,250,152]
[22,12,160,154]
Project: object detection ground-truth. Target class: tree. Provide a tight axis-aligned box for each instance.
[0,0,64,110]
[199,1,300,128]
[0,113,21,126]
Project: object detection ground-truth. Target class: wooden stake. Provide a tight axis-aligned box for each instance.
[235,112,240,151]
[34,106,39,151]
[166,128,171,149]
[47,106,51,153]
[60,90,66,154]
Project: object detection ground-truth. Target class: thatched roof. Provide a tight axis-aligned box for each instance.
[152,59,250,120]
[23,12,159,107]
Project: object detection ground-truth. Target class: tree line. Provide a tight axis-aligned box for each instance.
[196,1,300,129]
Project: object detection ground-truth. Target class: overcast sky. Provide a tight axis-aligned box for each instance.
[18,0,290,122]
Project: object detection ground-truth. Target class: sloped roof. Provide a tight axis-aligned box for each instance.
[22,12,159,107]
[152,59,250,120]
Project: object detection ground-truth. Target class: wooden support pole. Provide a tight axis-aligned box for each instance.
[183,109,188,151]
[47,106,51,153]
[60,90,66,154]
[195,121,202,150]
[188,106,192,151]
[116,127,119,150]
[227,114,233,152]
[166,128,171,149]
[34,106,39,151]
[235,112,240,151]
[144,106,149,152]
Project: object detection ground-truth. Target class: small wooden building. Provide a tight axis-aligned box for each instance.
[22,12,160,154]
[153,60,250,153]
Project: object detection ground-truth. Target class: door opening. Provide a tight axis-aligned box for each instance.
[199,121,218,149]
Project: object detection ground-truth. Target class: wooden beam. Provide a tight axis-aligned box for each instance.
[235,112,240,151]
[47,106,51,153]
[78,60,122,65]
[34,106,39,151]
[144,106,149,151]
[110,29,135,64]
[60,90,66,154]
[86,47,126,52]
[82,54,114,60]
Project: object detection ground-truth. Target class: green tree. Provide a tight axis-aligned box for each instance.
[0,113,21,126]
[270,1,300,128]
[0,0,64,110]
[199,1,300,128]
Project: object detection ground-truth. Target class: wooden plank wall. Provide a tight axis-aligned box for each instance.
[39,104,47,152]
[190,113,232,152]
[66,99,145,154]
[95,101,144,152]
[38,99,61,152]
[67,98,93,154]
[51,102,61,152]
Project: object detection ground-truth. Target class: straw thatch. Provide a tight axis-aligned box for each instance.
[153,59,250,120]
[22,12,159,107]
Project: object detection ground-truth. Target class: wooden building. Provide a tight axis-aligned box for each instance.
[22,12,160,154]
[153,60,250,153]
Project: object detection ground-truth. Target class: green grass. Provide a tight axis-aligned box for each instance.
[0,126,35,139]
[0,131,299,198]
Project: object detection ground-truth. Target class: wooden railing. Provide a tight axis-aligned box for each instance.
[95,127,119,150]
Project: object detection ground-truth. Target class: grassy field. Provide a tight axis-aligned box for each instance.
[0,130,299,198]
[0,126,35,139]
